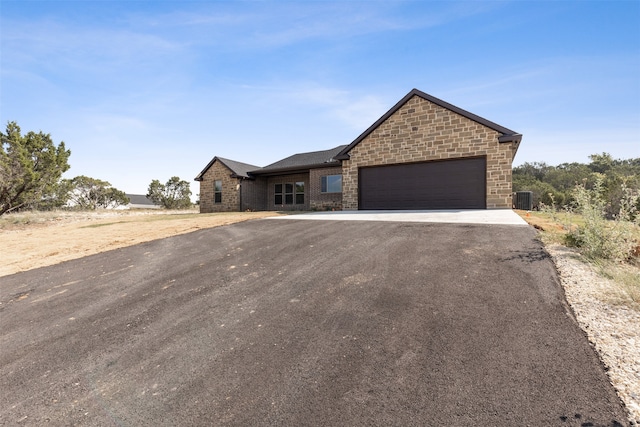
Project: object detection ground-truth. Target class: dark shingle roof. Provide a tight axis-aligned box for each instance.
[195,146,346,181]
[216,157,260,178]
[125,194,155,205]
[194,157,261,181]
[251,145,347,175]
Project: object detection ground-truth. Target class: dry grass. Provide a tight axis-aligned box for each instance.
[0,209,282,277]
[593,260,640,307]
[0,208,199,230]
[513,210,582,244]
[516,210,640,308]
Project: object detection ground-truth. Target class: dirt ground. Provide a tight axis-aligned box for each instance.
[0,209,281,277]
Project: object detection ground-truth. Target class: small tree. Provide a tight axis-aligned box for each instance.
[65,175,129,209]
[0,121,71,215]
[147,176,192,209]
[32,181,74,211]
[566,174,639,262]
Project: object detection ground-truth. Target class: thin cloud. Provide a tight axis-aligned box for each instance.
[124,2,505,50]
[280,85,389,130]
[3,18,185,75]
[2,0,637,196]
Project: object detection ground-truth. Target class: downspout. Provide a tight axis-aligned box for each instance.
[238,179,242,212]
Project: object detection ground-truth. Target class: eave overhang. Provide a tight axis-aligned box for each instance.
[498,134,522,143]
[248,160,341,177]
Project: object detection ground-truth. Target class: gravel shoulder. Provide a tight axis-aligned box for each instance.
[546,244,640,424]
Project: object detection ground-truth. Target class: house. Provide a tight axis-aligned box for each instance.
[123,194,160,209]
[195,89,522,212]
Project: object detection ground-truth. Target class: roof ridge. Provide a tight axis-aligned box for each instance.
[336,89,521,160]
[215,156,260,167]
[194,156,262,181]
[260,145,346,169]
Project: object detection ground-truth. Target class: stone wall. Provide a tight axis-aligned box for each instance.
[199,161,240,213]
[341,95,517,210]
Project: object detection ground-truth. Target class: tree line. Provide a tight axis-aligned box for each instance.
[513,153,640,217]
[3,122,637,217]
[1,122,192,215]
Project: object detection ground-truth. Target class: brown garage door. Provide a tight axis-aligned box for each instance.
[359,157,486,210]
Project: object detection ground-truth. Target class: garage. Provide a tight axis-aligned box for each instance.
[358,157,486,210]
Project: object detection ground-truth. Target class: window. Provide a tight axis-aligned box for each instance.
[274,182,305,205]
[295,182,304,204]
[321,175,342,193]
[285,183,294,204]
[214,180,222,203]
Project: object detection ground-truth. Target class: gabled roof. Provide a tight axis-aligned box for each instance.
[335,88,522,160]
[125,194,155,205]
[194,157,261,181]
[249,145,347,176]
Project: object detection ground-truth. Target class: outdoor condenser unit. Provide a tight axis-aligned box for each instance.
[514,191,533,210]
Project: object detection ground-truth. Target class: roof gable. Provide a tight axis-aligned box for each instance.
[194,156,260,181]
[335,89,522,160]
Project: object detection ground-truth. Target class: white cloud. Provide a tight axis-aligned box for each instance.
[2,17,187,85]
[281,85,389,130]
[332,95,388,131]
[123,1,504,50]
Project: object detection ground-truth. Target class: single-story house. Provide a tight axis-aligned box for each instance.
[122,194,160,209]
[195,88,522,212]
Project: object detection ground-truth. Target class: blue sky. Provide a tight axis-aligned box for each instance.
[1,1,639,198]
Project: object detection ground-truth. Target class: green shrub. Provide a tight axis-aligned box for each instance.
[566,174,639,262]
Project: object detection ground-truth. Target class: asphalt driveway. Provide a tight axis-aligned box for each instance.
[0,219,627,426]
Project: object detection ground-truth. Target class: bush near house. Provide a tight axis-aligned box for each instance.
[563,175,640,262]
[517,180,640,306]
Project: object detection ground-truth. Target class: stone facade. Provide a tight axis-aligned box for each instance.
[199,161,240,213]
[341,95,517,210]
[197,90,520,213]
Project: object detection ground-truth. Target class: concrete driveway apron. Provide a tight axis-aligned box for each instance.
[0,217,628,426]
[268,209,529,225]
